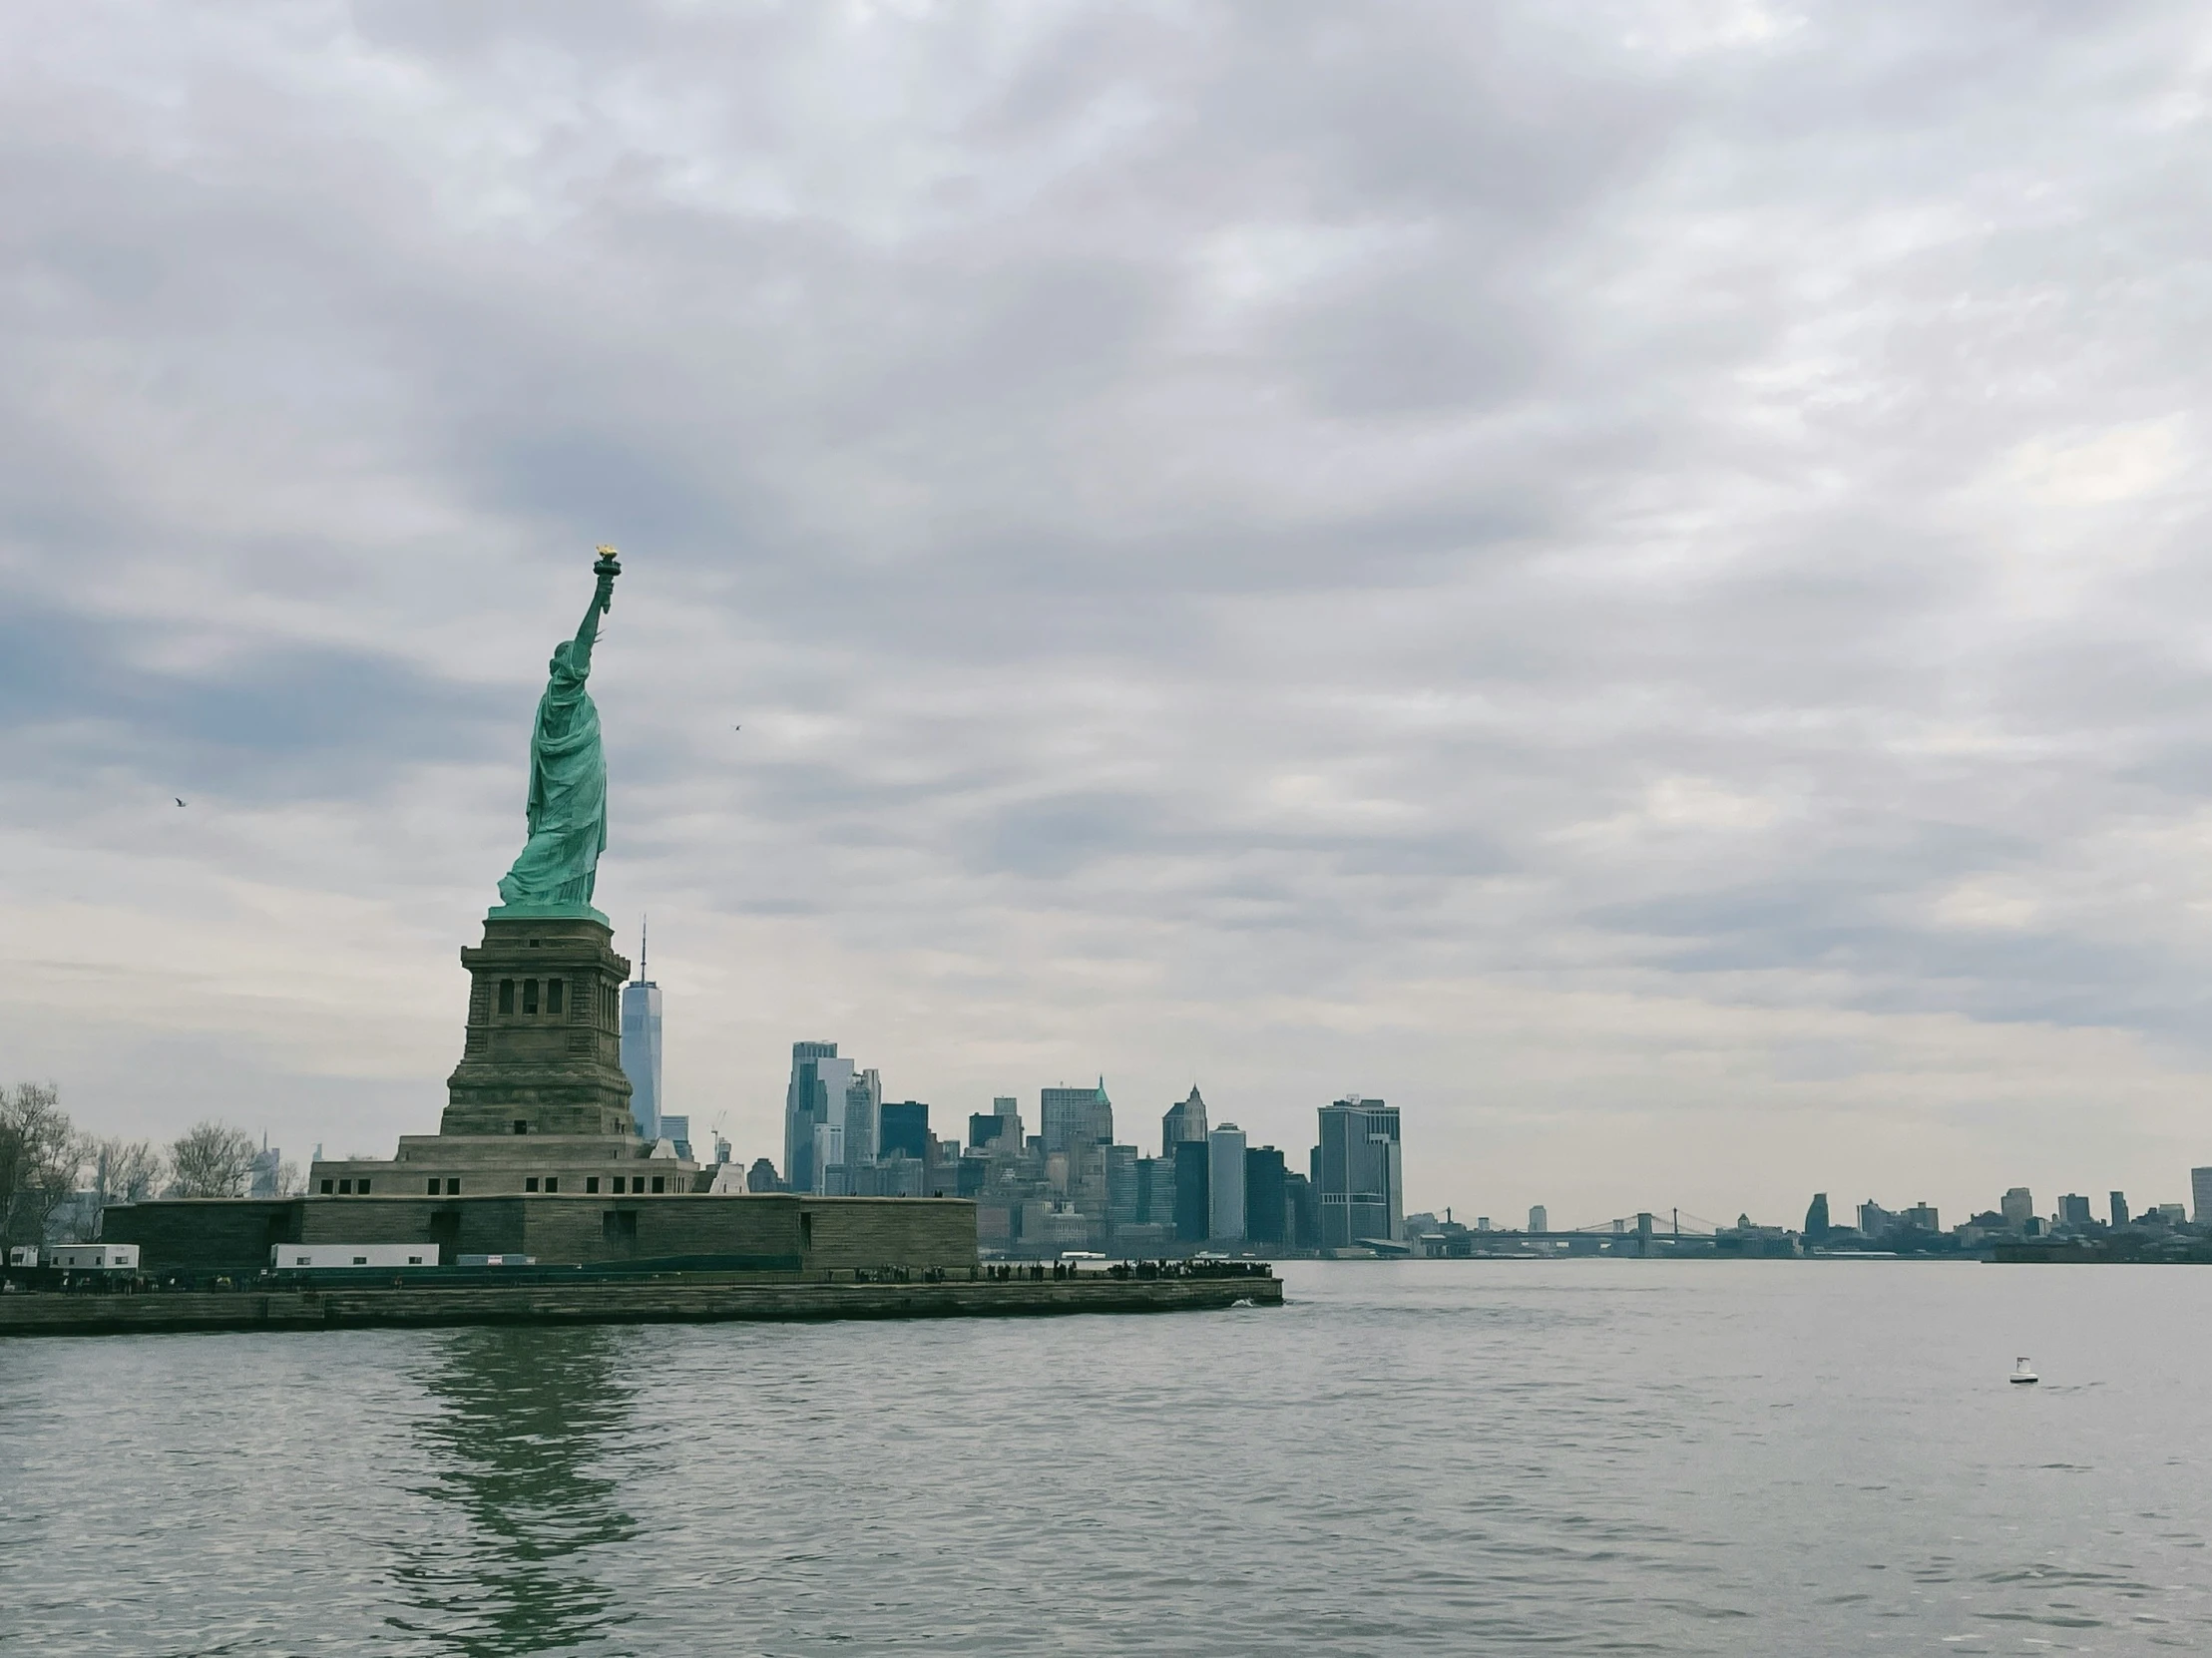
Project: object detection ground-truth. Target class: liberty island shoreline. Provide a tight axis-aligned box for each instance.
[0,1261,1281,1339]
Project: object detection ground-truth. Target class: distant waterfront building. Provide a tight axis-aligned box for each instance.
[1902,1202,1938,1232]
[2058,1193,2092,1229]
[1999,1187,2034,1230]
[1858,1200,1897,1236]
[880,1101,930,1163]
[660,1116,692,1161]
[1042,1082,1112,1158]
[2110,1190,2129,1228]
[1803,1193,1830,1240]
[1161,1086,1208,1153]
[619,922,664,1141]
[2193,1168,2212,1226]
[784,1042,854,1197]
[970,1108,1014,1150]
[745,1157,782,1193]
[1173,1138,1210,1242]
[1316,1096,1403,1248]
[1245,1146,1288,1246]
[1529,1204,1548,1234]
[2158,1201,2188,1223]
[1208,1123,1248,1242]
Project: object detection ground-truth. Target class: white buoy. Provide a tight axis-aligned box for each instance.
[2010,1356,2038,1385]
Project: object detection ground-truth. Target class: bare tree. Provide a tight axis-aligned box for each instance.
[92,1136,167,1204]
[275,1158,302,1196]
[168,1120,257,1198]
[1,1082,86,1247]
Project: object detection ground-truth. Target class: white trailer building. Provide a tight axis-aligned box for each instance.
[271,1243,438,1269]
[46,1243,140,1270]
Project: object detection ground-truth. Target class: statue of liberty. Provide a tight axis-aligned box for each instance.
[493,548,622,920]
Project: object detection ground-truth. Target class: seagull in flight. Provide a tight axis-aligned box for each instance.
[175,797,187,807]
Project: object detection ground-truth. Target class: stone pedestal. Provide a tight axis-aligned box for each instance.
[439,915,635,1137]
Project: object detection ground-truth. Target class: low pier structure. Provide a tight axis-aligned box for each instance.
[0,1269,1281,1338]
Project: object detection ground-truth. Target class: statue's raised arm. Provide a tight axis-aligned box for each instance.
[564,547,622,681]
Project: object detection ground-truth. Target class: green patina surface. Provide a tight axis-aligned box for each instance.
[495,551,622,923]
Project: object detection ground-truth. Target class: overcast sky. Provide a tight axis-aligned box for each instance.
[7,1,2212,1227]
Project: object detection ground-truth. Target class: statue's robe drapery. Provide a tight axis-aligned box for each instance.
[496,652,607,909]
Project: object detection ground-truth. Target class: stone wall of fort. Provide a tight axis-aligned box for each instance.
[105,1193,976,1275]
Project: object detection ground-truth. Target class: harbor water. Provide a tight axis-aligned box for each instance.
[4,1259,2210,1654]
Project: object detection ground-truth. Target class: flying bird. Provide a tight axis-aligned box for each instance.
[175,798,187,807]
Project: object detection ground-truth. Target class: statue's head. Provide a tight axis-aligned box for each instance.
[549,639,576,676]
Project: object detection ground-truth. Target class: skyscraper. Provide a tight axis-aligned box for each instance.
[1161,1086,1207,1154]
[246,1135,282,1199]
[2193,1168,2212,1227]
[620,922,664,1141]
[1528,1205,1548,1233]
[1042,1081,1112,1157]
[2111,1190,2130,1228]
[1106,1143,1138,1228]
[1245,1145,1287,1246]
[1173,1138,1210,1243]
[1316,1096,1403,1248]
[880,1100,930,1162]
[812,1122,846,1194]
[784,1041,854,1196]
[844,1067,882,1175]
[1286,1171,1318,1249]
[1134,1155,1165,1225]
[1208,1123,1247,1242]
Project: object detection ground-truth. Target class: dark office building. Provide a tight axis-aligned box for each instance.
[1173,1138,1210,1243]
[880,1101,930,1162]
[1134,1156,1162,1225]
[2111,1191,2130,1228]
[1285,1171,1319,1251]
[1317,1096,1402,1248]
[970,1111,1011,1150]
[1245,1146,1288,1246]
